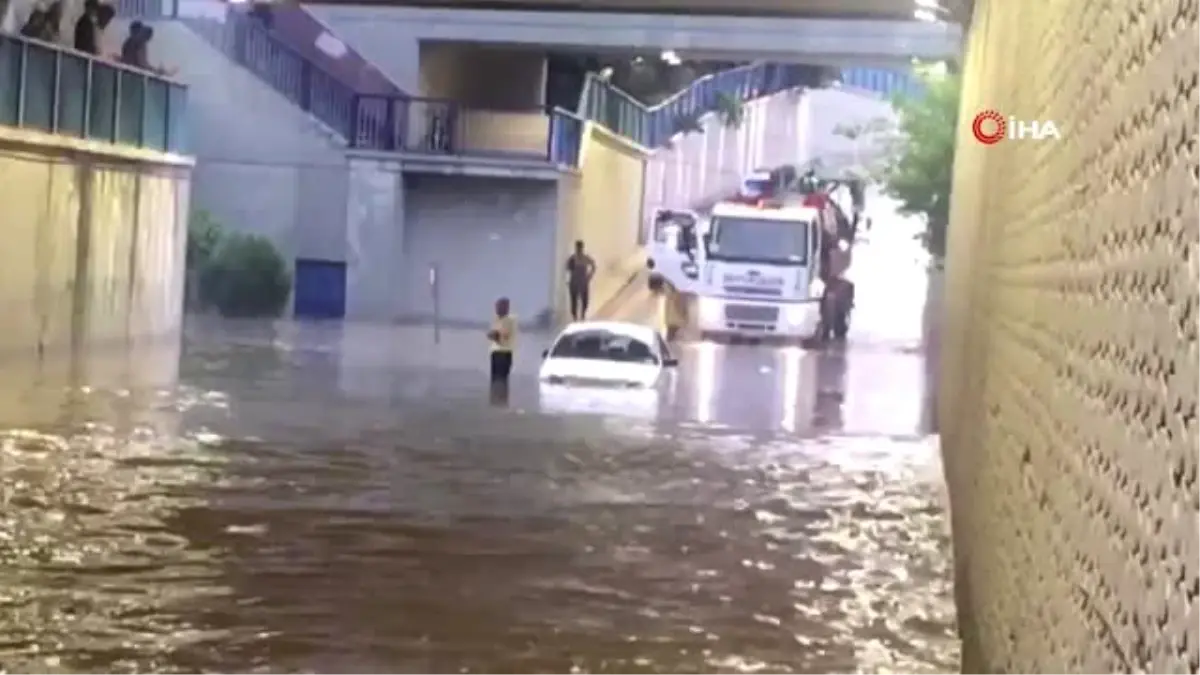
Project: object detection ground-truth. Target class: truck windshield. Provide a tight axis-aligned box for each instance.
[709,216,809,265]
[742,178,772,196]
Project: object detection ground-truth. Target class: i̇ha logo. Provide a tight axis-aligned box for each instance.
[972,109,1061,144]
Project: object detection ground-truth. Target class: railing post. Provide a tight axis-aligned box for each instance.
[299,61,312,112]
[81,59,93,135]
[15,41,27,125]
[50,49,61,132]
[110,69,121,143]
[446,101,459,153]
[162,81,171,151]
[136,73,147,145]
[347,92,360,147]
[383,96,396,151]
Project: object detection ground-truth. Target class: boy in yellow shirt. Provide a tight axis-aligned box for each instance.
[487,297,516,385]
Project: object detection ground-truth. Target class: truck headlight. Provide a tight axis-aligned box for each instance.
[681,261,699,278]
[784,303,809,325]
[698,296,721,322]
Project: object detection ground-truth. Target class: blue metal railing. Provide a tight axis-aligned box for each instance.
[0,31,187,152]
[349,94,581,161]
[111,0,813,167]
[578,62,809,151]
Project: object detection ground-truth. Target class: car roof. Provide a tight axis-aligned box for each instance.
[557,321,658,343]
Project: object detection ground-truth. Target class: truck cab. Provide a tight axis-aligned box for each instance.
[644,208,704,293]
[694,201,826,340]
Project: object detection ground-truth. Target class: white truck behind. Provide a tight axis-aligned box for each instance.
[694,201,826,341]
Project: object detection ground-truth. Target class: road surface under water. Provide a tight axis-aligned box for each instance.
[0,218,957,674]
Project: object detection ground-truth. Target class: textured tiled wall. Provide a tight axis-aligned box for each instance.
[939,0,1198,670]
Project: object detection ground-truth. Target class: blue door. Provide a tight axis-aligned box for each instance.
[293,258,347,319]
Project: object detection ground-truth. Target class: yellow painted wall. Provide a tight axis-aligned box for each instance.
[0,141,190,362]
[555,123,647,322]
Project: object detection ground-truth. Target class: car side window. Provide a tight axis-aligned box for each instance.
[623,338,657,364]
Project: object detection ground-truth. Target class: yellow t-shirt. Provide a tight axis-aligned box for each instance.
[490,315,516,352]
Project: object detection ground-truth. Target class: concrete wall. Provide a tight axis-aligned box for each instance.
[0,133,190,359]
[642,85,896,222]
[419,42,547,108]
[343,158,561,326]
[306,6,960,72]
[399,175,559,326]
[557,124,646,321]
[642,88,801,220]
[139,18,349,274]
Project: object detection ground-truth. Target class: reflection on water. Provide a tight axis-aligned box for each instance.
[0,321,955,674]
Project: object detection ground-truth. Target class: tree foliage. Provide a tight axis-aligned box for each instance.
[879,67,961,259]
[715,92,744,130]
[200,233,292,318]
[187,209,224,272]
[187,211,292,318]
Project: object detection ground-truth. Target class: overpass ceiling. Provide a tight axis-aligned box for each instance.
[301,0,939,21]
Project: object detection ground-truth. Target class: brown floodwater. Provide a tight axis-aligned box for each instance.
[0,223,955,674]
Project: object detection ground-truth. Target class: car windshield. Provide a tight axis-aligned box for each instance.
[550,330,658,364]
[709,216,809,264]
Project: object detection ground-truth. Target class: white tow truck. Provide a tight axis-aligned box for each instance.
[694,201,827,341]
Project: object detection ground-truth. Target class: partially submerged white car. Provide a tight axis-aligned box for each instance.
[539,321,677,388]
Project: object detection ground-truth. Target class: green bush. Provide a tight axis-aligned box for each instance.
[187,210,224,272]
[198,231,292,318]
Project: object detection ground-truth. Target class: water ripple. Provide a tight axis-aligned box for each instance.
[0,331,955,673]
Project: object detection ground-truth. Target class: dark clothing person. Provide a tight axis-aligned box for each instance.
[249,1,273,29]
[72,1,109,56]
[20,10,51,38]
[120,21,150,69]
[489,351,513,384]
[21,1,61,41]
[568,285,590,322]
[565,242,595,321]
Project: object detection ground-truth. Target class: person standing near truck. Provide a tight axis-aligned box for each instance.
[565,240,596,321]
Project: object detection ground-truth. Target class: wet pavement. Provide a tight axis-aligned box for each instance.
[0,214,956,673]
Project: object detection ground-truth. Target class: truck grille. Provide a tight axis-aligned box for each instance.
[723,285,783,297]
[724,304,779,323]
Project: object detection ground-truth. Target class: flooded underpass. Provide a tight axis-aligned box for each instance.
[0,223,957,674]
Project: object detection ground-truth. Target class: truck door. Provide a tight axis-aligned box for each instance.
[645,210,695,290]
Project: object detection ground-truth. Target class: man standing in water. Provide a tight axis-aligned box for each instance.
[565,240,595,321]
[487,297,516,386]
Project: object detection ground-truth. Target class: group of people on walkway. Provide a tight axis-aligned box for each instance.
[15,0,173,76]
